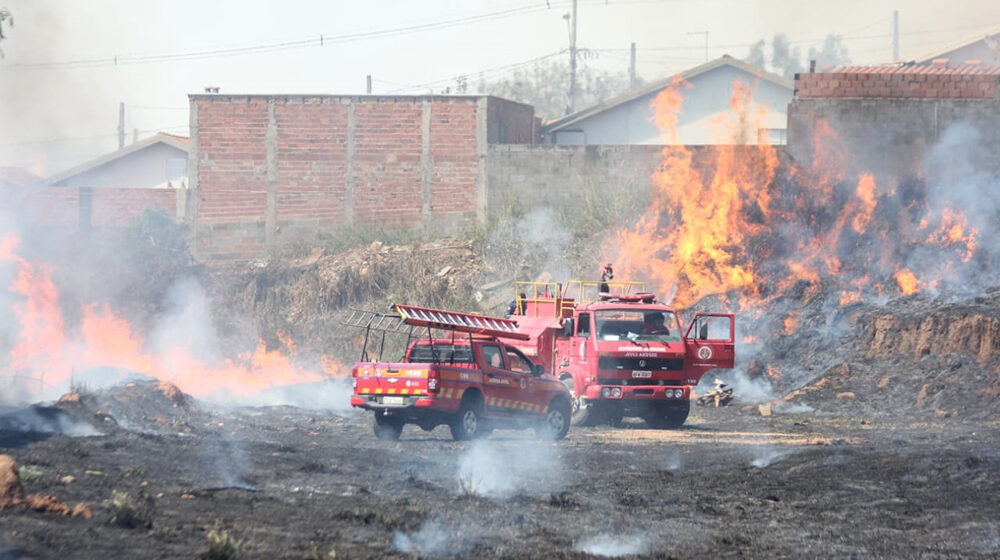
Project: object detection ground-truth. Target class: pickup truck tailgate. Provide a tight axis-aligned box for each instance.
[354,363,431,396]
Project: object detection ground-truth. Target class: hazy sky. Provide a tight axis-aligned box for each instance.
[1,0,998,175]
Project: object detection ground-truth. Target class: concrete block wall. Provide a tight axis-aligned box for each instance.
[788,66,1000,178]
[189,94,536,261]
[486,144,785,215]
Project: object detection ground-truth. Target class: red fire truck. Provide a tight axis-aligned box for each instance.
[348,305,573,441]
[505,273,735,428]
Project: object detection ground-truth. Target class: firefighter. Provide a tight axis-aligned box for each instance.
[642,312,670,335]
[599,263,614,293]
[505,292,526,318]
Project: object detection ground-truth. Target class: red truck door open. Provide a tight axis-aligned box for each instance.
[683,313,735,384]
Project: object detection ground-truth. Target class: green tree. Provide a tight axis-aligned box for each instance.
[808,34,851,71]
[743,33,851,79]
[478,59,636,120]
[0,8,11,57]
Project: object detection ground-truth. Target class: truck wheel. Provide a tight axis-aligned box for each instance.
[450,396,485,441]
[536,399,571,441]
[561,376,596,427]
[644,401,690,430]
[373,414,403,441]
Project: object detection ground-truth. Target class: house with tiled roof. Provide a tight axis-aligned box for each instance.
[542,55,793,145]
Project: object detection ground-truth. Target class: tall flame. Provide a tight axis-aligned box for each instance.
[607,78,985,310]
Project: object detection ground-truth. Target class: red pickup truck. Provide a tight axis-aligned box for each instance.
[349,305,572,441]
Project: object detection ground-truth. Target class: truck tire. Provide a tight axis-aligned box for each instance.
[373,414,404,441]
[536,398,571,441]
[644,400,690,430]
[561,375,596,427]
[450,395,485,441]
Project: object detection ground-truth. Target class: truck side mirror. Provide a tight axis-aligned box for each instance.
[698,321,709,340]
[532,364,545,376]
[562,318,574,337]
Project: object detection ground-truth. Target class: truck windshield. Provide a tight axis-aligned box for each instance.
[594,309,681,343]
[407,344,474,364]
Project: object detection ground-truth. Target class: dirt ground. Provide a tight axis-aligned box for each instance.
[2,382,999,559]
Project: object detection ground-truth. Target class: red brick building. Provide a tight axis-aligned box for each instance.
[188,94,537,260]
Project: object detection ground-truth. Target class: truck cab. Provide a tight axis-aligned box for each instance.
[509,279,735,428]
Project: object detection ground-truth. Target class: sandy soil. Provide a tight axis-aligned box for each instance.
[2,387,999,560]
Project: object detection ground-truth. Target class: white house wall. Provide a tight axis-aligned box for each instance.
[54,143,188,188]
[552,65,790,145]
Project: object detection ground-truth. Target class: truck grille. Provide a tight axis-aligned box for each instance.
[597,378,683,386]
[598,357,683,371]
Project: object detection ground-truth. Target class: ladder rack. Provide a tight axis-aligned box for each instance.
[394,304,530,341]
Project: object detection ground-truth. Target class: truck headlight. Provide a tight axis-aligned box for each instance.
[611,387,622,398]
[601,387,611,398]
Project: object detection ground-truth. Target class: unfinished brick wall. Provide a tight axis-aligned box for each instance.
[189,94,535,261]
[796,68,1000,99]
[90,187,177,227]
[1,184,178,229]
[788,64,1000,179]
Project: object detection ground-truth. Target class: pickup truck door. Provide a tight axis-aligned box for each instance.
[503,346,544,416]
[478,343,519,418]
[682,313,735,385]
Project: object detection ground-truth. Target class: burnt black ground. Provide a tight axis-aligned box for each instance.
[2,394,1000,560]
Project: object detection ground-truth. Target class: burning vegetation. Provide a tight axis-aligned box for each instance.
[609,78,989,313]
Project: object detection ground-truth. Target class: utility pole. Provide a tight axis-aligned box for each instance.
[892,10,899,61]
[688,31,709,62]
[366,74,372,94]
[117,102,125,149]
[564,0,578,114]
[629,42,637,89]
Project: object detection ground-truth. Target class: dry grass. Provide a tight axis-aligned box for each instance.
[202,525,245,560]
[107,489,155,529]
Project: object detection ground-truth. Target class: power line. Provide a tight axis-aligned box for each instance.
[0,125,188,148]
[2,2,582,72]
[385,51,566,94]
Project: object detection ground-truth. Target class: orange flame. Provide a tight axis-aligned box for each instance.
[894,269,920,295]
[1,233,344,399]
[608,78,778,306]
[781,311,801,335]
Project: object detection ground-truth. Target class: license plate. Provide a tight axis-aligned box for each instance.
[632,370,652,378]
[382,396,405,405]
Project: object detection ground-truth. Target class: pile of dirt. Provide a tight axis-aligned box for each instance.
[0,454,91,518]
[54,380,205,435]
[740,287,1000,420]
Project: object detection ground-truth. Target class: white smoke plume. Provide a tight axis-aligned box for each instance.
[750,446,792,468]
[575,533,649,557]
[0,405,99,437]
[392,522,471,558]
[455,440,562,498]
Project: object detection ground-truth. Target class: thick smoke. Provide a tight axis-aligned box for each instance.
[0,405,99,437]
